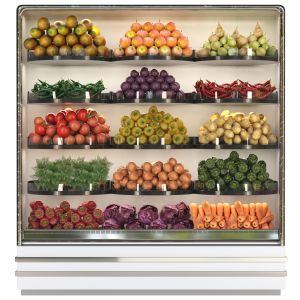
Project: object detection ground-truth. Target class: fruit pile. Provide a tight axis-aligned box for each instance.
[196,23,277,57]
[103,202,192,229]
[29,107,110,146]
[113,21,192,57]
[194,80,276,100]
[112,158,192,191]
[23,16,109,57]
[198,110,277,146]
[113,106,189,145]
[28,200,104,229]
[197,151,277,192]
[116,67,184,100]
[190,201,274,230]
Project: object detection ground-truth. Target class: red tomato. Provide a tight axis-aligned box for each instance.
[65,111,77,122]
[57,125,70,138]
[55,112,65,123]
[64,135,75,145]
[35,124,46,136]
[34,116,44,125]
[46,125,56,137]
[76,109,88,122]
[93,124,101,134]
[85,134,96,144]
[79,123,90,136]
[56,119,67,128]
[75,134,85,145]
[87,116,98,128]
[42,135,52,145]
[88,110,98,117]
[97,115,106,124]
[98,124,110,134]
[69,119,81,132]
[96,133,110,144]
[29,132,42,144]
[45,113,56,124]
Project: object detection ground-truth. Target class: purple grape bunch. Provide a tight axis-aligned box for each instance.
[117,67,184,100]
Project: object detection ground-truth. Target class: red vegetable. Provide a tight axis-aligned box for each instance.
[46,113,56,124]
[76,109,88,122]
[65,111,77,122]
[35,124,46,136]
[57,125,70,138]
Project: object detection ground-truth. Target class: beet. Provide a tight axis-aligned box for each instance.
[140,67,149,77]
[140,82,150,92]
[160,70,168,77]
[121,82,131,91]
[146,76,155,84]
[165,75,175,84]
[150,81,160,91]
[156,76,164,83]
[161,82,169,91]
[136,75,145,84]
[124,89,135,99]
[131,82,140,91]
[126,76,135,84]
[150,69,159,77]
[130,70,139,78]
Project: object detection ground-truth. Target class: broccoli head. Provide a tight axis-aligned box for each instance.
[257,160,267,172]
[198,160,206,168]
[264,179,277,191]
[216,177,226,190]
[205,179,216,190]
[198,171,210,182]
[223,173,232,184]
[252,180,262,192]
[247,172,257,183]
[251,163,261,174]
[238,162,248,173]
[205,158,216,169]
[229,151,239,161]
[220,168,228,176]
[247,154,258,165]
[257,172,269,182]
[210,167,220,179]
[216,159,225,170]
[229,180,239,190]
[235,172,245,182]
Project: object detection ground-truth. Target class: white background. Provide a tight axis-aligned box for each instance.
[0,0,299,299]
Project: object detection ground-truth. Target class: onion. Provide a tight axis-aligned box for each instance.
[152,164,162,175]
[163,163,173,173]
[156,76,164,83]
[142,180,153,190]
[165,75,175,84]
[121,82,131,91]
[136,75,145,84]
[158,171,168,182]
[127,162,137,172]
[150,81,160,91]
[160,70,168,77]
[113,172,123,181]
[127,180,137,191]
[150,69,159,77]
[146,76,155,84]
[137,177,143,185]
[140,82,150,92]
[174,163,184,174]
[126,76,135,83]
[143,171,154,181]
[156,181,165,191]
[142,162,152,172]
[152,177,158,186]
[168,157,177,166]
[120,168,128,177]
[130,70,139,77]
[168,171,179,181]
[167,180,178,191]
[120,177,129,187]
[113,181,121,190]
[131,82,140,91]
[181,182,190,190]
[128,171,139,181]
[179,173,190,183]
[140,67,149,77]
[176,180,182,188]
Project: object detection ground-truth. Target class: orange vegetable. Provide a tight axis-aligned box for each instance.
[249,203,256,222]
[255,203,264,222]
[262,202,268,217]
[204,222,210,229]
[252,219,259,228]
[198,204,205,220]
[238,222,244,229]
[243,204,250,217]
[189,203,198,221]
[210,220,218,229]
[235,201,245,223]
[215,203,224,222]
[223,203,230,222]
[196,221,205,229]
[230,205,237,218]
[269,222,274,229]
[261,223,269,230]
[219,219,226,228]
[203,201,213,223]
[194,205,205,228]
[259,209,274,225]
[228,213,237,229]
[243,220,251,229]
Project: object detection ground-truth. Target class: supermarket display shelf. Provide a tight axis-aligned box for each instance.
[27,92,278,105]
[22,229,279,242]
[28,137,279,150]
[27,181,110,195]
[27,180,278,196]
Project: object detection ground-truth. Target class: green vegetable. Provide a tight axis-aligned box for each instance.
[217,178,226,189]
[205,179,216,190]
[228,165,238,176]
[216,159,225,170]
[220,168,228,176]
[247,154,258,165]
[229,151,239,161]
[247,172,256,183]
[264,179,277,191]
[225,160,236,170]
[257,172,269,182]
[238,162,248,173]
[257,160,267,171]
[251,163,261,174]
[205,158,216,169]
[210,168,220,179]
[235,172,245,182]
[198,171,209,182]
[198,160,206,168]
[223,173,232,184]
[252,180,262,192]
[229,180,239,190]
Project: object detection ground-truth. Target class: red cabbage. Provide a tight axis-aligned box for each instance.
[138,205,158,225]
[150,69,159,77]
[102,218,122,229]
[170,220,193,229]
[126,219,145,230]
[120,204,136,223]
[130,70,139,78]
[149,218,168,229]
[160,204,179,224]
[176,202,190,220]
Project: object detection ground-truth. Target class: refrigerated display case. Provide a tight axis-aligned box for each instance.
[16,5,286,295]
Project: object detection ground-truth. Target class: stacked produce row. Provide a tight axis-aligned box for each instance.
[24,17,278,58]
[28,199,274,230]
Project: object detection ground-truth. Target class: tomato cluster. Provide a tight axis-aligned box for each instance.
[29,107,110,145]
[28,200,104,229]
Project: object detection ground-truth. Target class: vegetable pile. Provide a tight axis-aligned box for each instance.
[198,110,277,146]
[33,157,111,191]
[29,107,110,146]
[116,67,184,100]
[113,21,192,57]
[195,80,276,100]
[113,158,192,191]
[197,151,277,192]
[32,79,105,100]
[190,200,274,230]
[23,16,109,57]
[102,202,192,229]
[196,23,277,57]
[28,200,104,229]
[113,105,189,145]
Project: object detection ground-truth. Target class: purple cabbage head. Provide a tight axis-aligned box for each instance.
[150,69,159,77]
[126,76,135,84]
[102,218,122,229]
[161,82,169,91]
[156,76,164,83]
[140,67,149,77]
[170,220,193,230]
[150,81,160,91]
[120,204,136,224]
[140,82,150,92]
[131,82,140,91]
[126,219,145,230]
[138,205,158,225]
[160,70,168,77]
[121,82,131,91]
[176,202,190,220]
[130,70,139,78]
[160,204,179,224]
[146,76,155,84]
[165,75,175,84]
[149,218,167,229]
[136,75,145,84]
[103,204,124,225]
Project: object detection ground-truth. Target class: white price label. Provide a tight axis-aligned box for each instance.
[244,183,249,192]
[58,183,64,191]
[52,91,56,100]
[136,137,139,146]
[136,184,140,192]
[162,184,167,192]
[215,137,220,145]
[162,91,167,99]
[247,91,253,99]
[247,48,253,56]
[161,138,165,145]
[58,137,63,145]
[89,183,93,191]
[136,91,139,100]
[214,91,218,100]
[217,183,220,192]
[89,137,92,145]
[85,91,90,99]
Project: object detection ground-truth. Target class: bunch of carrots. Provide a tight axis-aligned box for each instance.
[189,201,274,230]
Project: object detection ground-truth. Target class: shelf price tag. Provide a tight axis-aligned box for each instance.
[247,91,253,100]
[217,183,220,192]
[247,48,253,56]
[162,91,167,99]
[58,183,63,192]
[89,136,92,145]
[244,183,249,192]
[215,137,220,145]
[136,91,139,100]
[136,184,140,192]
[52,91,56,100]
[58,137,63,145]
[161,137,165,145]
[162,184,167,192]
[85,91,90,100]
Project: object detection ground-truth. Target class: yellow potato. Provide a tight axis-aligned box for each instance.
[240,129,250,141]
[216,127,225,137]
[224,129,234,139]
[241,118,251,129]
[253,122,261,129]
[232,125,241,134]
[223,137,233,145]
[252,128,262,140]
[249,138,258,145]
[259,135,269,145]
[233,135,242,144]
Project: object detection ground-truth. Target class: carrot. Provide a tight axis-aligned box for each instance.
[215,203,224,222]
[223,203,230,223]
[210,220,218,229]
[189,203,198,221]
[214,226,220,230]
[252,219,259,228]
[243,204,250,217]
[269,222,274,229]
[204,222,210,229]
[228,213,237,229]
[261,223,269,230]
[249,203,256,220]
[198,205,205,220]
[243,219,251,229]
[238,222,244,229]
[234,201,244,216]
[218,219,226,228]
[259,209,274,225]
[255,203,264,222]
[210,204,217,218]
[203,201,213,223]
[262,202,268,217]
[194,205,205,228]
[196,221,205,229]
[230,205,238,218]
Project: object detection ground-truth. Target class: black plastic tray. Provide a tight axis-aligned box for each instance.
[194,54,278,62]
[27,180,111,195]
[193,180,278,196]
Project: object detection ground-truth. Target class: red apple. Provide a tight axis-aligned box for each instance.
[125,30,136,39]
[46,125,56,137]
[114,47,124,57]
[97,115,106,124]
[29,132,42,144]
[153,22,165,32]
[154,36,166,47]
[64,135,75,145]
[120,37,131,49]
[42,135,52,145]
[34,116,44,125]
[142,22,153,32]
[85,134,96,145]
[171,30,182,39]
[136,45,148,56]
[98,124,110,134]
[159,45,171,56]
[96,133,110,144]
[148,46,159,56]
[131,22,142,32]
[165,22,176,32]
[125,46,137,56]
[166,36,177,48]
[182,47,193,57]
[149,30,160,39]
[131,36,143,48]
[75,134,85,144]
[160,30,171,38]
[178,36,189,49]
[136,30,148,38]
[171,46,183,56]
[143,36,154,48]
